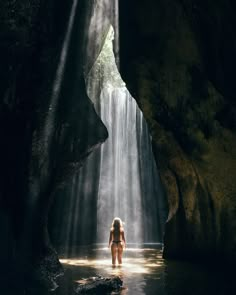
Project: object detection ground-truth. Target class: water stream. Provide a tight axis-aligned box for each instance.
[84,25,167,244]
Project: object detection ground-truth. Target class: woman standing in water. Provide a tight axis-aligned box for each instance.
[108,217,126,266]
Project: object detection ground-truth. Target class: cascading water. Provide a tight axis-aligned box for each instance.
[49,25,167,254]
[84,26,167,244]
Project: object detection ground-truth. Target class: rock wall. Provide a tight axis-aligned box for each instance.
[119,0,236,263]
[0,0,108,287]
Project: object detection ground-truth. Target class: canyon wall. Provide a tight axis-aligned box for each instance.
[119,0,236,263]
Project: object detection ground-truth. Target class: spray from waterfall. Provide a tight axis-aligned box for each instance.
[85,26,167,244]
[49,1,167,256]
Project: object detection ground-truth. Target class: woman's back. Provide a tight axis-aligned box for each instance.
[111,227,123,241]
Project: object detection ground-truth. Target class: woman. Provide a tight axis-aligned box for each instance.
[108,217,126,265]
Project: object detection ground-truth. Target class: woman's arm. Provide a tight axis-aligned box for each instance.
[108,230,112,248]
[121,231,126,248]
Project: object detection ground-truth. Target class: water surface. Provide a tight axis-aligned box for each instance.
[57,244,234,295]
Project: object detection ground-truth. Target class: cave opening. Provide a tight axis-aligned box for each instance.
[49,0,168,258]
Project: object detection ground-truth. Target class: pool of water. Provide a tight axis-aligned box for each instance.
[55,244,235,295]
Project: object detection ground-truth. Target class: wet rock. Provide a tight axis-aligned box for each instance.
[120,0,236,263]
[74,276,123,294]
[0,0,108,289]
[31,247,64,291]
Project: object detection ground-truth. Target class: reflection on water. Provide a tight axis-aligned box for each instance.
[56,244,235,295]
[60,247,164,277]
[59,244,164,295]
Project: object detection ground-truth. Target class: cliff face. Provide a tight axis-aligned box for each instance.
[120,0,236,262]
[0,0,108,286]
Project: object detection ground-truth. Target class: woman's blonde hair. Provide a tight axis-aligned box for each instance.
[111,217,124,231]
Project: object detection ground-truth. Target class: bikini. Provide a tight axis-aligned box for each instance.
[112,240,122,244]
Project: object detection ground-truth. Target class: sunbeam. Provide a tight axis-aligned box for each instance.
[43,0,78,155]
[49,0,167,257]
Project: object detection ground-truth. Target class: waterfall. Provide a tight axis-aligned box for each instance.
[49,26,167,254]
[84,26,167,244]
